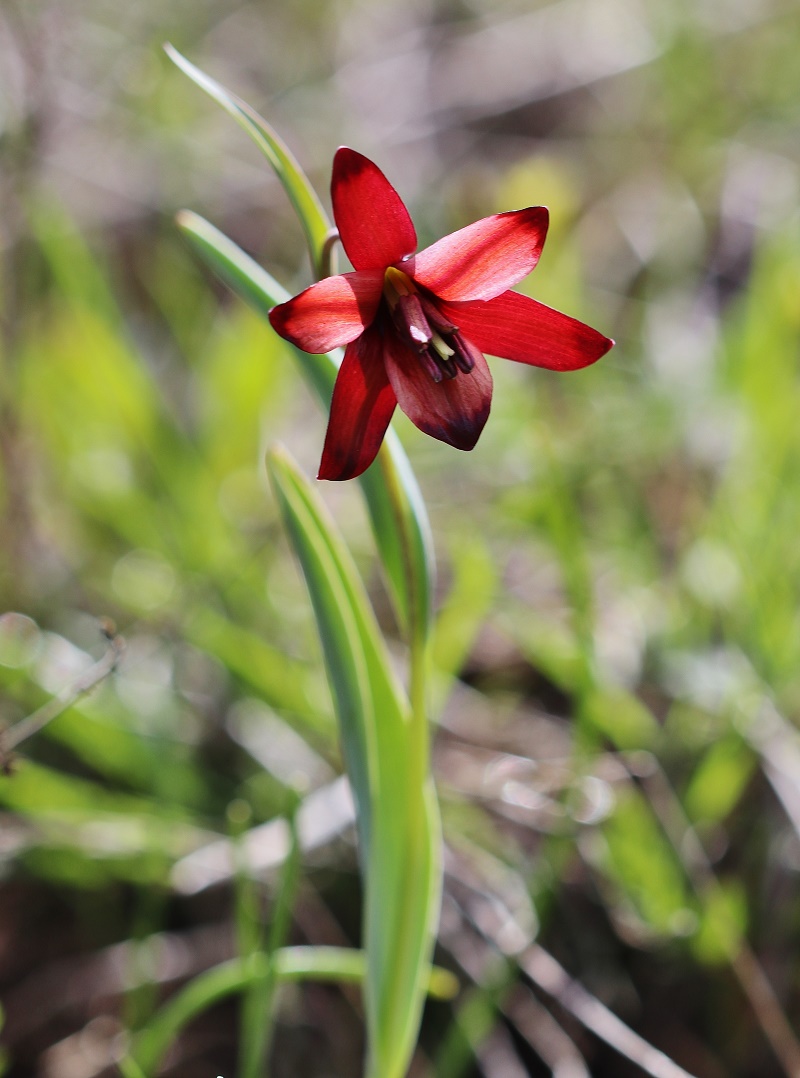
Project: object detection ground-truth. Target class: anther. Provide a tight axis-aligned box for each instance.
[418,294,458,335]
[450,333,476,373]
[418,348,445,382]
[395,294,433,349]
[383,266,415,305]
[436,356,458,380]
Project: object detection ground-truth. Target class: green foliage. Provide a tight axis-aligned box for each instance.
[127,946,458,1076]
[599,788,692,938]
[693,882,749,966]
[3,5,800,1076]
[165,46,331,278]
[684,737,755,825]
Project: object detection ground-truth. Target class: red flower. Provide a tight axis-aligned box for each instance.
[269,148,613,481]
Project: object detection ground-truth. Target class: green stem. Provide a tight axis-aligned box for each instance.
[378,449,432,777]
[125,948,458,1077]
[408,625,430,809]
[239,799,301,1078]
[317,229,340,281]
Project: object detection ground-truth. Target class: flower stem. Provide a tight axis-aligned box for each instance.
[378,448,433,790]
[318,228,340,280]
[408,622,430,804]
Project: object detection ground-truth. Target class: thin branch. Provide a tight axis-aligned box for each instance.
[520,944,700,1078]
[746,697,800,842]
[503,983,591,1078]
[317,228,340,281]
[0,624,125,762]
[444,852,697,1078]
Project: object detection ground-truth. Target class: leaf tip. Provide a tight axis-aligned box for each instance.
[265,443,295,488]
[174,209,196,232]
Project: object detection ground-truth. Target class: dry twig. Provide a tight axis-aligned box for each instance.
[0,623,125,766]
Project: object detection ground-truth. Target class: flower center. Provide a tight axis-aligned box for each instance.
[383,267,476,384]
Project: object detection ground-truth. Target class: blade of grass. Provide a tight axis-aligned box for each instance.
[429,537,495,716]
[239,799,301,1078]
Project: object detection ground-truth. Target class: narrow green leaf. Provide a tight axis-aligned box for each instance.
[26,198,123,325]
[599,788,692,937]
[366,437,435,643]
[267,447,441,1078]
[118,1057,147,1078]
[274,947,457,999]
[684,738,755,824]
[693,882,748,965]
[583,686,660,751]
[184,603,333,739]
[127,947,458,1076]
[239,801,302,1078]
[176,210,330,401]
[430,537,495,714]
[165,45,331,277]
[267,445,395,852]
[366,779,441,1078]
[176,209,289,312]
[131,956,265,1076]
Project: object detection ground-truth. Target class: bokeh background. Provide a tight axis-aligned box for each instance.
[2,0,800,1074]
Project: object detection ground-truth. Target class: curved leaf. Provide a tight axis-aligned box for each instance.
[267,447,441,1078]
[127,947,458,1076]
[165,45,330,277]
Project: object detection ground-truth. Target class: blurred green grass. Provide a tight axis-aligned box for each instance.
[1,0,800,1074]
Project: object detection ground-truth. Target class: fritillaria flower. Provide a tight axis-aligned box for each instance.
[269,148,613,481]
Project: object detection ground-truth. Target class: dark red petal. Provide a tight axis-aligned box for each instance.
[383,333,492,451]
[269,269,384,353]
[441,290,614,371]
[410,207,549,302]
[331,148,417,271]
[318,327,397,481]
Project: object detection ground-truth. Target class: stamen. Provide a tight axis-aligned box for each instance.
[418,348,444,383]
[436,356,458,380]
[418,294,458,335]
[384,266,415,305]
[383,269,479,384]
[451,332,477,374]
[397,294,432,349]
